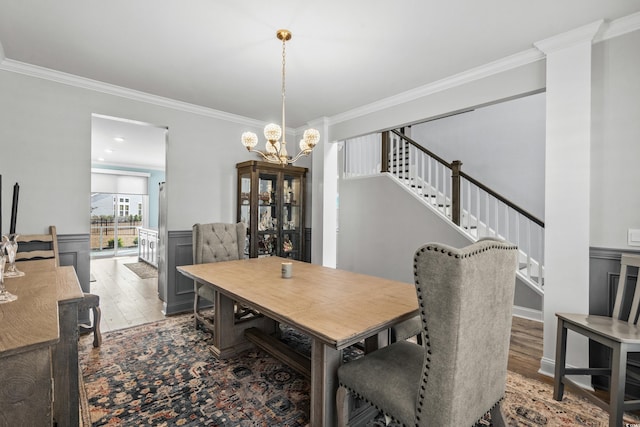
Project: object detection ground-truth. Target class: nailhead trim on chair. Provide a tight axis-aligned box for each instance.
[412,241,516,427]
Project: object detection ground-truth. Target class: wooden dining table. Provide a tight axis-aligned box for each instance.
[177,256,419,427]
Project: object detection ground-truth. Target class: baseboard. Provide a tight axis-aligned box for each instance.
[538,356,594,391]
[162,300,193,316]
[512,305,542,322]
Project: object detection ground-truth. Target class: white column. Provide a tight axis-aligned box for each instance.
[310,117,338,268]
[534,21,603,383]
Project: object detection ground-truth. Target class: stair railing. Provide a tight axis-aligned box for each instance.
[344,129,545,294]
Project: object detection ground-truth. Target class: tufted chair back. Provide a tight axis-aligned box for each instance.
[414,238,518,426]
[193,222,245,265]
[192,222,246,332]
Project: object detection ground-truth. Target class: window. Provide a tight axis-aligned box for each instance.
[119,197,130,217]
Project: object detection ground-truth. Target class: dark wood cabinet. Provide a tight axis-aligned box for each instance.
[236,161,307,260]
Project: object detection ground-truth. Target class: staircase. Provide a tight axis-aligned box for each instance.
[344,130,545,295]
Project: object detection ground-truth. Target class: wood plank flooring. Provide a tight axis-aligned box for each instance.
[89,256,165,332]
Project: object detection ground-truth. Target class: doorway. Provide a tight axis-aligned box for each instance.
[90,114,167,331]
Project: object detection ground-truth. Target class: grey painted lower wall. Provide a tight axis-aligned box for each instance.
[589,246,640,394]
[59,234,91,293]
[162,230,195,316]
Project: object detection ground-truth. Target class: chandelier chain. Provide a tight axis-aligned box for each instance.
[281,36,286,141]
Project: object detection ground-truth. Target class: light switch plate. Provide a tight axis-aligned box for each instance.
[629,229,640,247]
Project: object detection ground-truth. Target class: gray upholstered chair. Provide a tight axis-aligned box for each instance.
[336,238,518,427]
[193,222,247,332]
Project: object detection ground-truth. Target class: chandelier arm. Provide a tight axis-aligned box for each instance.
[250,149,280,163]
[288,150,311,164]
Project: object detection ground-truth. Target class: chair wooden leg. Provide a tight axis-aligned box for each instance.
[194,291,200,329]
[609,343,627,427]
[336,385,351,427]
[91,305,102,348]
[490,402,506,427]
[553,319,568,401]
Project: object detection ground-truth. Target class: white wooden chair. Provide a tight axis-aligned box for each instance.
[15,225,60,266]
[554,253,640,427]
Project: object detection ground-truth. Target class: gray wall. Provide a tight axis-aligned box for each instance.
[1,28,638,319]
[329,60,546,142]
[337,174,542,311]
[591,29,640,250]
[338,174,472,284]
[410,92,546,220]
[0,68,311,297]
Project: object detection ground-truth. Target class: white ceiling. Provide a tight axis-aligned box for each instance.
[2,1,640,169]
[91,115,167,170]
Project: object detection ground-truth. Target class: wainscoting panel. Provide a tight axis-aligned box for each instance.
[162,230,193,316]
[59,233,91,293]
[589,247,640,395]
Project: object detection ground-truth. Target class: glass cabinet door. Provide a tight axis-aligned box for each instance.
[238,172,251,257]
[281,173,302,259]
[257,172,278,257]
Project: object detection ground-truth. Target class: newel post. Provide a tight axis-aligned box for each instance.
[381,131,389,173]
[451,160,462,226]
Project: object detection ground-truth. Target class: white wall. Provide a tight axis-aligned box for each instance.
[338,174,472,284]
[591,29,640,250]
[329,60,546,143]
[410,92,546,220]
[0,69,283,236]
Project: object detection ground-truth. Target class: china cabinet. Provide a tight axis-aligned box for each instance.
[236,161,307,260]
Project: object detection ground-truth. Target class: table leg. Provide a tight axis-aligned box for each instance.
[211,291,276,359]
[364,329,389,354]
[310,338,341,427]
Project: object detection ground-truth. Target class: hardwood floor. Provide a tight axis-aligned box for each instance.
[89,255,165,333]
[508,315,550,384]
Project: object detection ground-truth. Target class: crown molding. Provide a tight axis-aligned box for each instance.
[534,20,604,54]
[0,58,265,128]
[595,11,640,42]
[329,47,544,126]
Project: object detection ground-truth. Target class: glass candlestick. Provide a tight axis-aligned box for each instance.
[2,234,24,278]
[0,255,18,303]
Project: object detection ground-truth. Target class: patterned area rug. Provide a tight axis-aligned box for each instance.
[79,314,639,426]
[123,261,158,279]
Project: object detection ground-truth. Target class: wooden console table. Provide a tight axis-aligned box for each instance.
[0,260,84,426]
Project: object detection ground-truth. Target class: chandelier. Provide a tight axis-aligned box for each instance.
[241,29,319,166]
